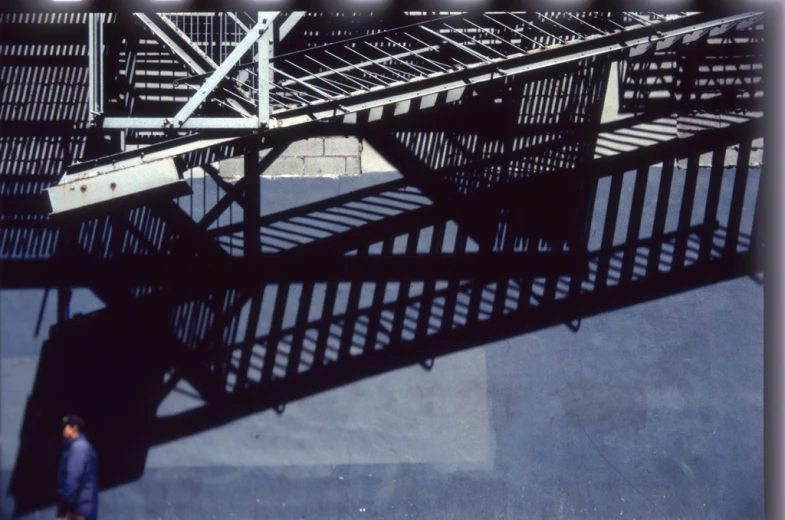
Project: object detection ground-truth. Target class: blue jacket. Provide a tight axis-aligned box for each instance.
[57,434,99,520]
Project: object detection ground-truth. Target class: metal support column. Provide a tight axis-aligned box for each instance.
[244,144,261,259]
[258,12,273,127]
[88,13,105,125]
[57,288,72,323]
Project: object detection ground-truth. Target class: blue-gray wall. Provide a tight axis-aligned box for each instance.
[1,173,763,520]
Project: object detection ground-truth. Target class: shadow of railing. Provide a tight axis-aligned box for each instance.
[618,22,764,115]
[0,13,765,518]
[5,111,763,516]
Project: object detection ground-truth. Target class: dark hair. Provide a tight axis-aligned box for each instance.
[62,415,85,429]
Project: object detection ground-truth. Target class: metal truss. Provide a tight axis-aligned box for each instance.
[97,11,761,130]
[47,10,763,216]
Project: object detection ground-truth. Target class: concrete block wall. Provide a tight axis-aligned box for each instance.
[218,137,394,181]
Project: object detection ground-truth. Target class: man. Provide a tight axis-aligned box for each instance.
[56,415,98,520]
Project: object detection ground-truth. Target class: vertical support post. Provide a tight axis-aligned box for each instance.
[97,16,104,111]
[620,165,649,282]
[57,288,72,323]
[673,153,700,271]
[237,142,262,392]
[364,238,395,353]
[258,12,272,127]
[244,144,261,259]
[595,172,623,289]
[726,138,752,255]
[262,284,289,384]
[588,57,612,159]
[569,56,612,298]
[750,150,764,262]
[313,281,338,369]
[338,280,362,361]
[287,282,314,378]
[647,158,675,276]
[88,13,104,125]
[54,217,79,323]
[236,293,262,392]
[699,146,726,263]
[416,222,446,338]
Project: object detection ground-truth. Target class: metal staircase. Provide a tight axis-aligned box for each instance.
[0,11,767,515]
[44,10,764,215]
[99,11,762,130]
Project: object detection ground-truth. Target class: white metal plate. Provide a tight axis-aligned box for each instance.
[47,158,182,215]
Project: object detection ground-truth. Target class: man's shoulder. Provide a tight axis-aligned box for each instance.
[70,436,95,453]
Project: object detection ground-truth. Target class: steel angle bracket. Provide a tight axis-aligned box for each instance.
[45,158,191,219]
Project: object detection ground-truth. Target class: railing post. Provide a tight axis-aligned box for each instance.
[88,13,104,126]
[258,12,273,127]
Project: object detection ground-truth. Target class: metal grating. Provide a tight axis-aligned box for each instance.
[103,11,759,130]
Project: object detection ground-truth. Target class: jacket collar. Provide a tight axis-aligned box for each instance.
[64,433,82,448]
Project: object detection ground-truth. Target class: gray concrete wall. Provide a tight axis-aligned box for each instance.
[0,171,764,520]
[0,19,765,518]
[214,137,393,182]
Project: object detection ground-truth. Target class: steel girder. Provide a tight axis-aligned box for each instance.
[46,11,763,216]
[98,12,759,131]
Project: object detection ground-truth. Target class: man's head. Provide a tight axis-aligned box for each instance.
[62,415,85,440]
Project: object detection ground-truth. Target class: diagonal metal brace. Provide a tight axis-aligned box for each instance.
[134,13,207,75]
[172,12,279,128]
[133,13,253,119]
[278,11,307,42]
